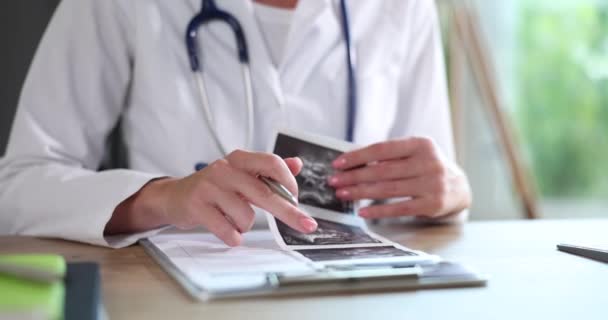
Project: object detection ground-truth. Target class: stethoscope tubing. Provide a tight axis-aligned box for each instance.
[339,0,357,142]
[187,0,355,160]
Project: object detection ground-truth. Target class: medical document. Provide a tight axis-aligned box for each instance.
[144,130,439,299]
[266,130,436,266]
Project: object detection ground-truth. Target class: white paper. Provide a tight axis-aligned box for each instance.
[145,131,439,297]
[148,230,317,293]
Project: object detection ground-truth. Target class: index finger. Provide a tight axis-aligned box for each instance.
[332,138,422,170]
[226,150,299,196]
[214,167,317,234]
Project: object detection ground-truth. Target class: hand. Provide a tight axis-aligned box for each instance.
[106,150,318,246]
[327,137,471,219]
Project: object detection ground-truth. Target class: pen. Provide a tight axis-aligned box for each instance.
[258,176,298,206]
[557,244,608,263]
[196,163,298,206]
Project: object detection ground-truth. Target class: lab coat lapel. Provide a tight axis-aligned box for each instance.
[206,0,337,108]
[280,0,339,92]
[208,0,284,107]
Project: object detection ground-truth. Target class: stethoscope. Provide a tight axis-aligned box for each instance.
[186,0,356,171]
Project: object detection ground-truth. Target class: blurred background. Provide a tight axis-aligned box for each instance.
[438,0,608,220]
[1,0,606,221]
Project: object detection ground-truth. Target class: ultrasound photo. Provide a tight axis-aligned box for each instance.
[274,133,353,213]
[276,217,381,246]
[296,246,417,262]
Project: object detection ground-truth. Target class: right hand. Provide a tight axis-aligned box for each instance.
[107,150,318,246]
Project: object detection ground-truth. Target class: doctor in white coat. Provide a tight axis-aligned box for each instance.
[0,0,471,248]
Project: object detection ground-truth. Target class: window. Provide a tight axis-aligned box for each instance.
[441,0,608,219]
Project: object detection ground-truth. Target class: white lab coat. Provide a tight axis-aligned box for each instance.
[0,0,455,247]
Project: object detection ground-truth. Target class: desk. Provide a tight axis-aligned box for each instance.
[1,219,606,319]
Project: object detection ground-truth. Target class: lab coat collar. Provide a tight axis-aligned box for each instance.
[217,0,282,106]
[280,0,341,93]
[280,0,335,71]
[205,0,335,108]
[280,0,335,68]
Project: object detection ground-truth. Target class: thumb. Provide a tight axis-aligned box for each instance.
[284,157,303,176]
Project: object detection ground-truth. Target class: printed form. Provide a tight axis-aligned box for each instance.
[146,130,438,297]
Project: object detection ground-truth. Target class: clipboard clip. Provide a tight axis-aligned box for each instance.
[269,264,423,287]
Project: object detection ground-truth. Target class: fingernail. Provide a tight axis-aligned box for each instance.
[336,189,350,198]
[333,157,346,168]
[328,176,339,186]
[226,234,242,247]
[358,208,370,218]
[299,216,318,233]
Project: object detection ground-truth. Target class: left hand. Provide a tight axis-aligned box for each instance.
[328,137,471,219]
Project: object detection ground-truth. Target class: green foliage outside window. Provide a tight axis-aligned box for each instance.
[516,0,608,197]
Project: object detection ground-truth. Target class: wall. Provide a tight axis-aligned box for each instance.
[0,1,60,155]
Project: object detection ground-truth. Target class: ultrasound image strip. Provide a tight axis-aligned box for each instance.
[296,246,417,262]
[276,218,381,246]
[273,134,354,214]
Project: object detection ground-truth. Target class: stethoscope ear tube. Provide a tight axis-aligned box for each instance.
[186,0,250,72]
[193,71,227,156]
[186,0,356,160]
[192,61,255,157]
[339,0,357,142]
[241,64,255,150]
[187,0,253,156]
[185,17,202,71]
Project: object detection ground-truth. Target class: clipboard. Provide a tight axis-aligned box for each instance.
[140,232,486,301]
